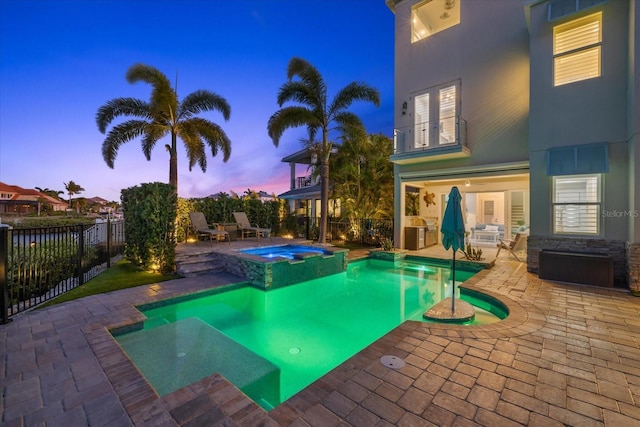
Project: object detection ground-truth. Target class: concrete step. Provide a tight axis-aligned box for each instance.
[176,253,226,276]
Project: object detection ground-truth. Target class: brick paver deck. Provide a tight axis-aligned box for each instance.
[1,242,639,426]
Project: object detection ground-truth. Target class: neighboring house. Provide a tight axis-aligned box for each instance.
[0,182,67,213]
[277,147,341,218]
[386,0,639,290]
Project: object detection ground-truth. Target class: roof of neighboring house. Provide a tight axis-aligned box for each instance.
[0,182,67,206]
[87,196,109,204]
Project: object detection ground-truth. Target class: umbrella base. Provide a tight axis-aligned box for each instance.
[423,298,476,323]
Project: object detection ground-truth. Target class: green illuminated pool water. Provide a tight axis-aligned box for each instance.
[114,258,503,409]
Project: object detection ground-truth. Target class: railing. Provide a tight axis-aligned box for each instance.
[296,175,315,188]
[393,117,467,155]
[0,220,126,322]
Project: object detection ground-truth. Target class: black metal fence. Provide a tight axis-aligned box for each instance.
[0,220,126,322]
[292,217,393,246]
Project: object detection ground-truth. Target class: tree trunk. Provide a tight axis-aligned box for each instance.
[169,131,178,194]
[318,130,330,244]
[319,158,329,244]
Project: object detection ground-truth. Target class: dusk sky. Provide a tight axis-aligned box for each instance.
[0,0,395,202]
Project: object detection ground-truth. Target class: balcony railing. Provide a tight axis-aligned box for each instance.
[296,175,315,188]
[393,117,467,155]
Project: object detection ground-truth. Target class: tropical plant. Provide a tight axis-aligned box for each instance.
[64,180,85,210]
[330,133,394,220]
[96,63,232,195]
[460,244,484,261]
[267,57,380,244]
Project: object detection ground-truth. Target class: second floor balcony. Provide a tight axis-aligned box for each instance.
[296,175,318,189]
[391,117,470,165]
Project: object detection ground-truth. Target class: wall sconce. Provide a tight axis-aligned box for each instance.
[402,101,407,115]
[465,179,471,187]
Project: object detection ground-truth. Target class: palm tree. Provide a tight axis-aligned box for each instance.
[96,63,232,194]
[64,181,85,210]
[267,57,380,243]
[35,187,64,200]
[331,133,394,220]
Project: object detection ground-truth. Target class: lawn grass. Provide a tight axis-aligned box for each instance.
[38,259,182,309]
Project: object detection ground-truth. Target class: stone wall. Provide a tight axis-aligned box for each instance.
[628,243,640,293]
[527,235,628,287]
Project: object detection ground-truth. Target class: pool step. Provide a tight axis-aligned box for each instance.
[176,253,227,276]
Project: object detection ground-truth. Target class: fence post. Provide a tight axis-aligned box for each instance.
[305,216,310,240]
[77,224,85,287]
[106,218,111,268]
[0,224,11,324]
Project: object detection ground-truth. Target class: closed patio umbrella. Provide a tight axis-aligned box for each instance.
[441,186,466,313]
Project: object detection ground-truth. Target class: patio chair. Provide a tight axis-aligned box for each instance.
[496,232,528,262]
[189,212,230,245]
[232,212,271,240]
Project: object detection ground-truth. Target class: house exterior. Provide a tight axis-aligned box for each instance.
[277,147,341,218]
[386,0,639,291]
[0,182,67,214]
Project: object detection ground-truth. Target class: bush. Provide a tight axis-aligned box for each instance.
[121,183,177,274]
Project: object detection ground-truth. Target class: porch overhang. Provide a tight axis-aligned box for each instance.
[398,161,530,182]
[277,184,321,200]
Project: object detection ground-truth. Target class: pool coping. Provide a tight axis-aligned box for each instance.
[85,260,543,425]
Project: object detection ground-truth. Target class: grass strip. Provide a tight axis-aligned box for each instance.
[37,259,181,308]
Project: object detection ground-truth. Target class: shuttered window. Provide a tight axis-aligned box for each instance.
[412,81,459,150]
[414,93,430,148]
[552,174,601,235]
[439,85,456,145]
[553,12,602,86]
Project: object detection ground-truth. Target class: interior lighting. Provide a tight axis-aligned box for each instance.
[465,179,471,187]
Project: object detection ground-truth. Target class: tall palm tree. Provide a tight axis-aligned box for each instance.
[96,63,232,194]
[64,181,85,210]
[267,57,380,243]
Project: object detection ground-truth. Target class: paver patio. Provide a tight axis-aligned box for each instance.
[1,240,639,426]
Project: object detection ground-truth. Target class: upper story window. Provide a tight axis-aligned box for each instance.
[553,12,602,86]
[414,81,459,149]
[412,0,460,43]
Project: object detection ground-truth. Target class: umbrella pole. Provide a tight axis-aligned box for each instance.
[451,250,456,313]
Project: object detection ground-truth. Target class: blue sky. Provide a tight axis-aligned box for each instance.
[0,0,394,202]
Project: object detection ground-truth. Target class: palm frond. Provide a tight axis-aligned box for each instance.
[179,90,231,121]
[180,117,232,164]
[286,58,326,100]
[101,120,149,168]
[329,82,380,118]
[126,63,178,122]
[179,123,206,171]
[277,81,322,109]
[267,106,319,146]
[140,123,168,161]
[332,111,367,139]
[96,98,151,133]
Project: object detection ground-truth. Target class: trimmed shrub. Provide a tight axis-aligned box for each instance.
[121,183,176,273]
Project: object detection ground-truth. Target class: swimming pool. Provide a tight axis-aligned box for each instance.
[239,244,332,260]
[113,257,505,410]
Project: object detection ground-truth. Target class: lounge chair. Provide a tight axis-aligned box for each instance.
[496,232,528,262]
[232,212,271,240]
[189,212,230,245]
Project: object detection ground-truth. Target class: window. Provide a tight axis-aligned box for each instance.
[413,81,459,149]
[553,12,602,86]
[552,174,601,235]
[412,0,460,43]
